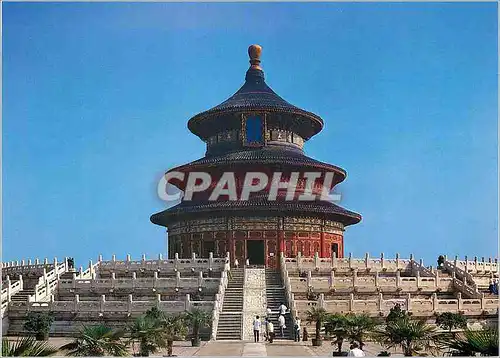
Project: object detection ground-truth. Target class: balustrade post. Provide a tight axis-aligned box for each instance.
[72,273,77,289]
[480,293,485,310]
[349,293,354,312]
[74,294,80,313]
[191,253,196,260]
[396,270,401,289]
[100,294,106,313]
[98,254,103,262]
[432,293,438,312]
[348,252,352,270]
[375,270,379,288]
[435,268,440,288]
[395,253,400,270]
[6,276,11,302]
[158,253,163,260]
[209,252,213,270]
[128,294,133,314]
[454,255,458,267]
[352,269,358,288]
[43,258,48,265]
[79,266,83,278]
[157,293,161,304]
[314,252,319,271]
[332,252,337,270]
[112,254,116,262]
[28,259,32,265]
[365,253,370,270]
[380,253,385,270]
[111,272,116,289]
[126,254,131,263]
[142,254,146,263]
[406,293,411,312]
[378,293,383,312]
[330,270,335,289]
[416,270,420,288]
[474,257,478,272]
[457,292,462,310]
[319,293,325,309]
[50,294,55,303]
[35,258,40,265]
[174,253,179,270]
[488,257,492,273]
[176,271,181,287]
[185,294,191,311]
[53,257,58,271]
[464,256,468,272]
[198,271,204,287]
[21,259,25,266]
[132,272,137,288]
[153,271,158,289]
[307,271,312,288]
[88,260,94,276]
[43,268,48,283]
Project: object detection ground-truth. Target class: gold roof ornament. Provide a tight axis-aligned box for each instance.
[248,44,262,70]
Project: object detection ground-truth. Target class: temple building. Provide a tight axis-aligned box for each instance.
[151,45,361,268]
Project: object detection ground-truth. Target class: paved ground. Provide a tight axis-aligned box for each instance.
[6,336,406,356]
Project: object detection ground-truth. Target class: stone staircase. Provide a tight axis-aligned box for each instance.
[217,268,243,340]
[10,289,34,302]
[265,268,293,339]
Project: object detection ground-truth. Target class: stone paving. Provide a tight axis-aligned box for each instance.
[6,336,405,356]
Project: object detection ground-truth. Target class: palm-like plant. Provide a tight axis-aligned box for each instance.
[130,314,167,356]
[2,336,58,356]
[59,325,128,356]
[325,314,350,354]
[305,307,329,346]
[345,313,378,349]
[435,312,467,333]
[162,313,188,356]
[373,315,442,356]
[185,308,211,347]
[446,328,498,356]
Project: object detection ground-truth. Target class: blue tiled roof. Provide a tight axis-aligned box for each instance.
[188,68,324,129]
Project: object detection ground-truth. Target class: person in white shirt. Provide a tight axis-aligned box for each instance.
[347,343,366,357]
[278,303,288,315]
[294,317,301,342]
[253,315,261,342]
[224,259,232,279]
[267,321,275,343]
[246,258,250,267]
[278,314,286,337]
[234,258,239,269]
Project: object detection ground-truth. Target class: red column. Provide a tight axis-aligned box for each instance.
[320,232,325,258]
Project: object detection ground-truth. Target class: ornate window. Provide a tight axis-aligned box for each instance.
[242,114,265,146]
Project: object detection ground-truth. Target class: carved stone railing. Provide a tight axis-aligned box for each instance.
[96,252,225,275]
[8,293,214,316]
[57,273,220,292]
[293,292,498,317]
[28,259,68,302]
[211,253,229,340]
[1,278,23,304]
[280,254,298,330]
[1,259,55,276]
[288,271,454,293]
[446,256,499,275]
[284,253,416,273]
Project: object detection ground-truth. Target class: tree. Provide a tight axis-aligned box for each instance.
[386,304,407,324]
[23,312,54,341]
[373,315,443,356]
[325,314,350,354]
[435,312,467,333]
[345,313,378,349]
[2,336,58,356]
[60,325,128,356]
[305,307,329,346]
[446,328,499,356]
[185,308,211,347]
[130,314,167,356]
[161,313,188,356]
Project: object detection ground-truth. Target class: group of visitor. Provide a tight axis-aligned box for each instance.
[253,302,300,343]
[488,279,499,295]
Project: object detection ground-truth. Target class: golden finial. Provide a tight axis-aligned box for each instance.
[248,44,262,70]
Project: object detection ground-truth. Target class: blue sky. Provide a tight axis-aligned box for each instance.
[3,2,498,268]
